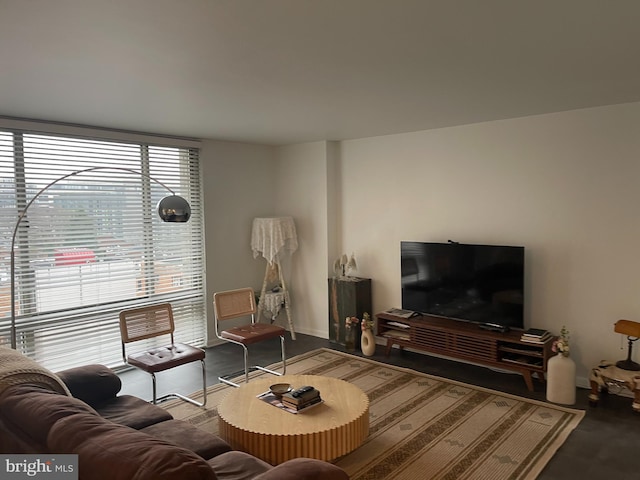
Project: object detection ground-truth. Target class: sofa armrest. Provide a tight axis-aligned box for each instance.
[0,384,98,452]
[253,458,349,480]
[56,364,122,407]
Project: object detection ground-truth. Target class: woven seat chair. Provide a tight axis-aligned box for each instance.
[119,303,206,406]
[213,287,286,387]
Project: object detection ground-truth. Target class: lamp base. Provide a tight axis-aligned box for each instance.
[616,359,640,371]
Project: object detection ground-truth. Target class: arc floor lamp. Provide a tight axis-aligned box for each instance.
[9,166,191,349]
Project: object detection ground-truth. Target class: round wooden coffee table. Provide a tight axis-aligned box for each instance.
[217,374,369,465]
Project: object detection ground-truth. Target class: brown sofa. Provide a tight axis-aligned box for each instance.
[0,348,348,480]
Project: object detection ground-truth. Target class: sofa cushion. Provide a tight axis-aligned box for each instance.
[1,416,42,454]
[206,451,271,480]
[94,394,172,429]
[140,419,232,459]
[48,413,217,480]
[56,364,122,406]
[0,384,98,447]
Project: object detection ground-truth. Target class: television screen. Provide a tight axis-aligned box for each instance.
[401,241,524,329]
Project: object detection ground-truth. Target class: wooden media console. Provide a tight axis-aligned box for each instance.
[376,311,553,391]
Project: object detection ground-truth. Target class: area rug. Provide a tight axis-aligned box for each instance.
[162,348,584,480]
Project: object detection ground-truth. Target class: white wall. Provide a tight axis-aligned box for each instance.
[200,139,276,344]
[200,139,335,342]
[273,142,333,338]
[333,102,640,385]
[200,102,640,387]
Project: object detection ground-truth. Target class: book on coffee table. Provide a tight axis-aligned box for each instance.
[281,387,320,404]
[281,386,321,410]
[282,395,322,411]
[256,391,324,414]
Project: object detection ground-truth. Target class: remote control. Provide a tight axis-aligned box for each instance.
[292,386,314,398]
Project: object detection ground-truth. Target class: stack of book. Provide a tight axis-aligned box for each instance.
[281,386,322,411]
[520,328,551,344]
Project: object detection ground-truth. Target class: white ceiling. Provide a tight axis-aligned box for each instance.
[2,0,640,146]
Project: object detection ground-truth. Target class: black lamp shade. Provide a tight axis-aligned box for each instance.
[157,195,191,222]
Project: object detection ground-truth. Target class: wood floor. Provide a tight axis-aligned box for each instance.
[118,334,640,479]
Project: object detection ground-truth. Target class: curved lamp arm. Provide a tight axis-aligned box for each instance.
[9,166,191,349]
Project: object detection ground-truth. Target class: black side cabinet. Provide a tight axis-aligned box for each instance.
[328,277,372,346]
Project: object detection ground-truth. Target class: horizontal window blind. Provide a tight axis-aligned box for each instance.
[0,128,205,371]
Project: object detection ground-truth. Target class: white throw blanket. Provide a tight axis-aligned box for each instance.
[251,216,298,264]
[0,346,71,396]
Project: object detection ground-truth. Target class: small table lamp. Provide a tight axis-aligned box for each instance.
[614,319,640,371]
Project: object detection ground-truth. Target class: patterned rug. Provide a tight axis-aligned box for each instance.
[162,348,584,480]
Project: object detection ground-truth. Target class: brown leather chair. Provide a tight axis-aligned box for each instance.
[119,303,206,406]
[213,287,286,387]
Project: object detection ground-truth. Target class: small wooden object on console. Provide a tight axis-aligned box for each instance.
[376,311,553,391]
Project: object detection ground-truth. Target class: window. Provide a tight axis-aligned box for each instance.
[0,125,204,371]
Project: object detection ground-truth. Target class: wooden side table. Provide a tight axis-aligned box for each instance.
[328,277,372,347]
[589,361,640,412]
[218,374,369,465]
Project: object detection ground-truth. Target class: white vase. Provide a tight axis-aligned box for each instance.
[546,353,576,405]
[361,329,376,356]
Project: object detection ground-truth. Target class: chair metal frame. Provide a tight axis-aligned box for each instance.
[213,287,286,387]
[119,302,207,407]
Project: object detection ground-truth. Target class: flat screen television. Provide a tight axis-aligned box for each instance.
[401,241,524,330]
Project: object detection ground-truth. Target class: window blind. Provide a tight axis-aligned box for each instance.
[0,127,205,371]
